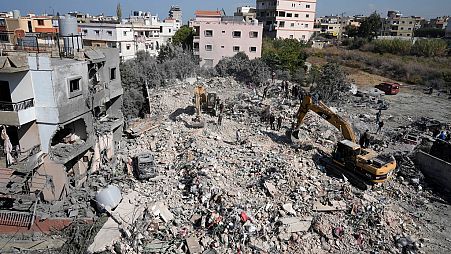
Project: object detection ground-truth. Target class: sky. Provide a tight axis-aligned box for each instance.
[0,0,450,20]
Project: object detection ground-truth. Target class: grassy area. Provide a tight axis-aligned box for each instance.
[308,47,451,89]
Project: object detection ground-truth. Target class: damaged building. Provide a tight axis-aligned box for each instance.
[0,32,124,222]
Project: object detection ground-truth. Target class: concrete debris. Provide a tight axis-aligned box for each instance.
[15,76,449,253]
[313,201,347,212]
[186,236,202,254]
[151,202,175,223]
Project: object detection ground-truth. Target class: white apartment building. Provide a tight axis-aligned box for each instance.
[80,11,180,61]
[256,0,317,41]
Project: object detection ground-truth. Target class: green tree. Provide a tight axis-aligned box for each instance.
[414,28,445,38]
[358,12,382,40]
[262,38,308,75]
[310,63,350,103]
[116,2,122,22]
[172,25,195,50]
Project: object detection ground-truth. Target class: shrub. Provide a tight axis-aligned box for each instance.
[372,39,413,55]
[411,39,448,57]
[215,52,270,85]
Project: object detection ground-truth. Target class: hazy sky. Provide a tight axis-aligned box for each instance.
[1,0,449,20]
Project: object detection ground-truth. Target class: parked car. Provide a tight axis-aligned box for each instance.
[133,153,157,180]
[375,82,400,95]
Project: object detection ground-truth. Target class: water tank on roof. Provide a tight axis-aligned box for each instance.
[12,10,20,19]
[59,14,78,36]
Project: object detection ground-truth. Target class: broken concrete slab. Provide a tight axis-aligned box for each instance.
[263,181,278,197]
[88,191,144,253]
[279,217,312,233]
[313,201,347,212]
[186,236,202,254]
[282,203,297,216]
[152,202,174,223]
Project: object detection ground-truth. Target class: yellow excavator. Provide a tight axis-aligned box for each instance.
[292,95,396,188]
[191,85,219,128]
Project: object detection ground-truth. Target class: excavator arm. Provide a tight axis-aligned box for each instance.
[295,95,357,143]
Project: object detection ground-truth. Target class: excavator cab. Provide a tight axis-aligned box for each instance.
[332,140,361,168]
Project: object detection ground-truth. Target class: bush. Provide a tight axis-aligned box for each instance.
[411,39,448,57]
[372,39,413,55]
[262,38,308,76]
[215,52,270,85]
[310,63,350,103]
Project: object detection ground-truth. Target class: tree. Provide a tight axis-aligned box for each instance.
[262,38,308,76]
[116,2,122,22]
[357,12,382,40]
[216,52,270,85]
[414,28,445,38]
[172,25,195,50]
[310,63,351,103]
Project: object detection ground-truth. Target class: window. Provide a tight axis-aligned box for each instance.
[302,35,306,39]
[95,30,100,35]
[287,13,292,18]
[400,27,404,30]
[306,14,310,18]
[110,68,117,80]
[304,24,308,28]
[250,31,258,38]
[205,30,213,37]
[279,21,285,28]
[291,23,295,27]
[278,11,286,17]
[306,4,311,8]
[37,20,44,26]
[222,30,226,33]
[205,44,213,51]
[295,14,299,18]
[82,29,88,34]
[107,31,112,36]
[232,31,241,38]
[126,44,131,50]
[290,35,294,39]
[250,47,257,53]
[68,77,82,98]
[123,31,127,36]
[233,46,240,52]
[221,45,225,48]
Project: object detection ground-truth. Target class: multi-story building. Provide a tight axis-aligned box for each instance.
[316,15,363,38]
[256,0,317,41]
[424,16,449,29]
[169,5,183,24]
[0,22,123,203]
[80,10,180,61]
[381,11,424,37]
[234,6,257,23]
[189,10,263,67]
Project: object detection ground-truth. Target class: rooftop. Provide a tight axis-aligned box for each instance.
[195,10,222,17]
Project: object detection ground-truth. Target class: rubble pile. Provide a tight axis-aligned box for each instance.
[89,77,448,254]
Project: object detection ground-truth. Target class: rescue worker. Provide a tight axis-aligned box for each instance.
[377,121,384,134]
[277,115,283,131]
[270,114,276,130]
[359,130,371,148]
[217,114,223,126]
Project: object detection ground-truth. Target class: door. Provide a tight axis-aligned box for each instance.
[0,81,12,111]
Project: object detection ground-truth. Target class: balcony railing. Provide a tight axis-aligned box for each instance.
[0,98,34,112]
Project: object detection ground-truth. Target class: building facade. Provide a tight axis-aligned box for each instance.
[381,11,424,37]
[234,6,257,23]
[256,0,317,41]
[0,45,124,202]
[190,10,263,67]
[80,12,180,61]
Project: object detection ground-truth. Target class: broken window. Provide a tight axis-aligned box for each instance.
[110,68,117,80]
[69,78,81,93]
[250,31,258,38]
[205,30,213,37]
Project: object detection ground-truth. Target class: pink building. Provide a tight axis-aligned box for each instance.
[190,10,263,67]
[256,0,317,41]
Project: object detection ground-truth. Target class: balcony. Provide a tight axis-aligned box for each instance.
[0,99,36,126]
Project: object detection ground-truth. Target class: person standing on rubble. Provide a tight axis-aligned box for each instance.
[236,129,241,144]
[277,115,283,131]
[359,130,371,148]
[377,121,384,134]
[272,71,276,84]
[1,126,15,167]
[217,114,223,127]
[437,130,447,140]
[263,85,269,99]
[376,109,382,124]
[270,114,276,130]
